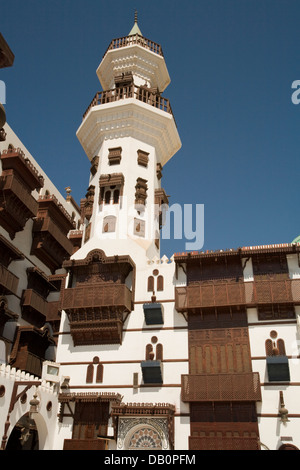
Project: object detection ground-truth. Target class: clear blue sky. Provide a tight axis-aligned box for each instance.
[1,0,300,258]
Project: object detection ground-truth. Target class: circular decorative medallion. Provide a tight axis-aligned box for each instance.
[129,426,162,450]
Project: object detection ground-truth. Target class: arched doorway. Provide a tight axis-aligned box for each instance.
[5,413,39,450]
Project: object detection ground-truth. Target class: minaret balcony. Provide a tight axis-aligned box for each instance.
[83,84,174,120]
[181,372,261,403]
[104,33,164,58]
[175,278,300,311]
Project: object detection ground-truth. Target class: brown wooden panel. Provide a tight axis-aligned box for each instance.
[189,327,251,375]
[63,439,106,450]
[181,373,261,402]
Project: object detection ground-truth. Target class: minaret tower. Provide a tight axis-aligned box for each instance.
[76,14,181,266]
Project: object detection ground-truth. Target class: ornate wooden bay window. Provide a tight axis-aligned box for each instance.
[0,147,44,239]
[155,188,169,228]
[59,392,122,450]
[21,267,58,328]
[9,325,55,377]
[0,233,23,297]
[61,249,135,346]
[31,194,75,272]
[99,173,124,206]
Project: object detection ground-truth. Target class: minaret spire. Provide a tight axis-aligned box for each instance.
[128,10,142,36]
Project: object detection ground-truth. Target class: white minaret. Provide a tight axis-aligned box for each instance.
[76,15,181,266]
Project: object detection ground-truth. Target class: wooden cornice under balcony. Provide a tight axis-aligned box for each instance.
[181,372,262,403]
[175,278,300,311]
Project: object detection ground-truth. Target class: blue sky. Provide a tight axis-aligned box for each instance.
[1,0,300,258]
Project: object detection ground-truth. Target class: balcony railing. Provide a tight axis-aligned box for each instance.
[175,278,300,311]
[83,84,173,120]
[181,372,261,402]
[61,283,132,314]
[1,147,44,190]
[189,435,260,451]
[0,264,19,295]
[103,34,164,58]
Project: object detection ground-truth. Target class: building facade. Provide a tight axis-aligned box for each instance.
[0,21,300,451]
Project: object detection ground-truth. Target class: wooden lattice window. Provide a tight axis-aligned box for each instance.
[113,189,120,204]
[265,338,286,356]
[156,343,163,361]
[252,253,289,277]
[189,327,251,375]
[86,357,103,383]
[157,275,164,291]
[86,364,94,383]
[104,190,111,205]
[145,344,154,361]
[147,276,154,292]
[96,364,104,383]
[72,402,109,440]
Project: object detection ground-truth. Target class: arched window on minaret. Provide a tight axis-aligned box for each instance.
[113,189,120,204]
[104,190,111,204]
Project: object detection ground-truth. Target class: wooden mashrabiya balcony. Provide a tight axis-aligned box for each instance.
[175,278,300,311]
[181,372,261,403]
[0,147,44,238]
[31,194,75,272]
[61,283,133,346]
[0,263,19,295]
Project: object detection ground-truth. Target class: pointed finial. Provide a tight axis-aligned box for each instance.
[134,9,138,24]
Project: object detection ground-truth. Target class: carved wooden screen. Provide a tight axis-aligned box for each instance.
[189,327,251,375]
[72,402,109,440]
